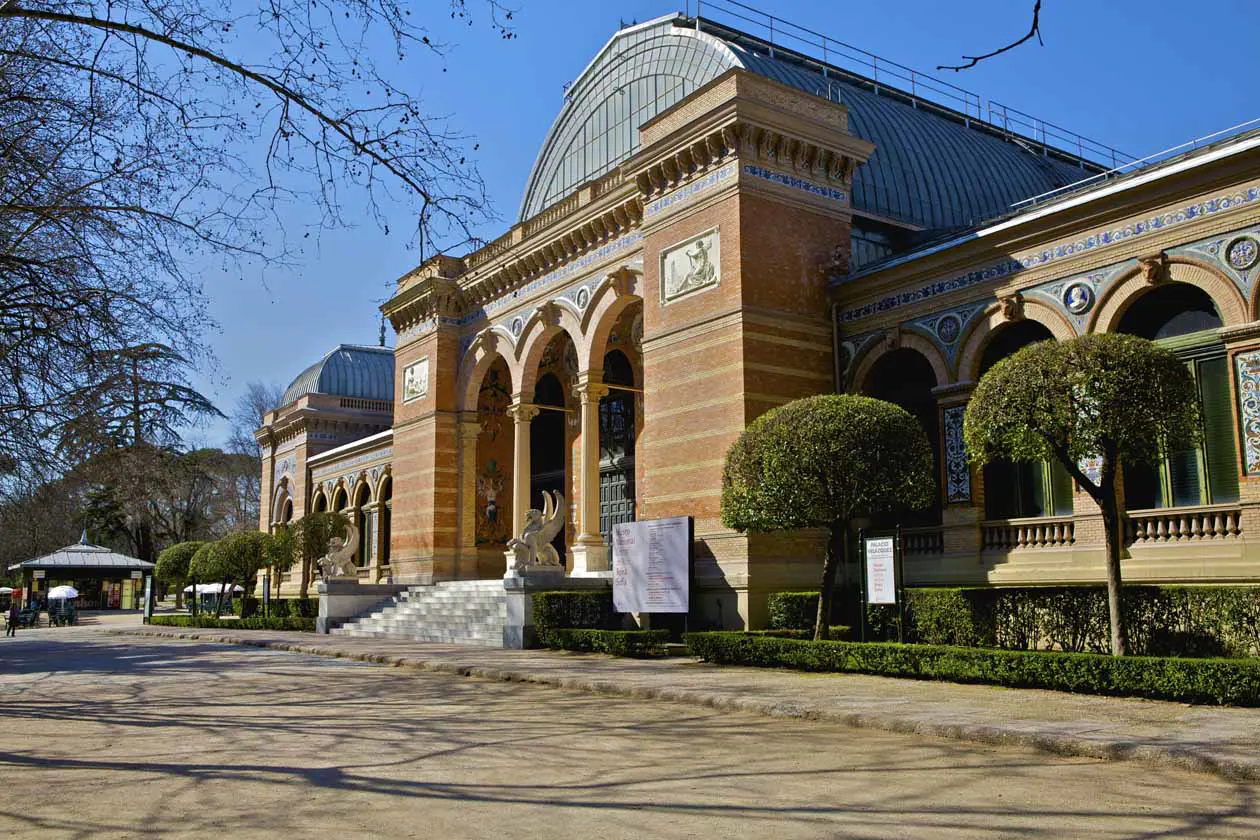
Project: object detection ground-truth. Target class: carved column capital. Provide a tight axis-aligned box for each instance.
[506,402,540,423]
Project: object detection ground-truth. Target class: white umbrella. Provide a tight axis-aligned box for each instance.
[0,587,12,594]
[47,585,79,600]
[182,583,244,595]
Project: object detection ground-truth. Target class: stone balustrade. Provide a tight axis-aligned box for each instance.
[901,526,944,556]
[981,516,1076,551]
[1125,504,1242,544]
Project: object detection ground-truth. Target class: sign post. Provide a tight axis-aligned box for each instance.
[612,516,691,618]
[263,573,271,619]
[143,575,154,624]
[863,532,901,643]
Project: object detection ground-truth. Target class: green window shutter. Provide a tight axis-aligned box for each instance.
[1199,355,1240,504]
[1048,459,1075,516]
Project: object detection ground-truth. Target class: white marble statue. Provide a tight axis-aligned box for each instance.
[318,521,360,579]
[507,491,565,572]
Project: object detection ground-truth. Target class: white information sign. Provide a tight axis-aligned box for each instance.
[612,516,691,614]
[865,537,897,605]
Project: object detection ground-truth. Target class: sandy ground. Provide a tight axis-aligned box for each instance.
[1,630,1258,839]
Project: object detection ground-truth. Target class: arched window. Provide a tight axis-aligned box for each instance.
[1118,283,1236,509]
[977,321,1074,520]
[354,483,371,568]
[312,493,328,514]
[379,477,392,568]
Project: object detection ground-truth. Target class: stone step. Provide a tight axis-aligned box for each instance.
[333,579,509,647]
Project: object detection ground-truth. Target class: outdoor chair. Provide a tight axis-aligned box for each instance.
[18,608,38,629]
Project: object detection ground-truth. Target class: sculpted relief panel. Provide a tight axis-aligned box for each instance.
[661,227,720,303]
[402,357,429,403]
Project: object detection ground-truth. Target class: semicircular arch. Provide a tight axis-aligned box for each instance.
[851,332,950,395]
[956,300,1075,383]
[1092,257,1247,334]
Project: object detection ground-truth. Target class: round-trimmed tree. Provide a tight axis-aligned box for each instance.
[155,540,203,609]
[721,394,935,640]
[964,333,1201,656]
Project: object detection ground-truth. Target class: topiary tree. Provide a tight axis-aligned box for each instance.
[289,511,350,597]
[155,541,203,610]
[264,523,297,602]
[189,531,273,617]
[964,333,1201,656]
[721,394,936,641]
[186,540,218,617]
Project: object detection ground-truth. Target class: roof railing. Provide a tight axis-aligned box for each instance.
[689,0,1131,170]
[1010,117,1260,209]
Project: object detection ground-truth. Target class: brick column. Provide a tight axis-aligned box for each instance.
[570,375,611,575]
[456,412,481,580]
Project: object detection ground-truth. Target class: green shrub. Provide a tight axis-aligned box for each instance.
[748,626,851,640]
[767,592,819,630]
[227,597,311,619]
[150,615,316,632]
[533,590,615,630]
[684,632,1260,706]
[537,628,668,657]
[233,597,261,619]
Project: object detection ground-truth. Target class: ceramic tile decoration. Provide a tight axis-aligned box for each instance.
[1236,350,1260,475]
[1228,236,1259,270]
[943,405,971,503]
[1063,281,1095,315]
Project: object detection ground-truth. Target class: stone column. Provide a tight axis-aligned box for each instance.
[456,412,482,580]
[506,401,540,541]
[361,502,381,579]
[570,375,611,576]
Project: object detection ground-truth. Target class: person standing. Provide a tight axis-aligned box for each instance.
[5,599,19,637]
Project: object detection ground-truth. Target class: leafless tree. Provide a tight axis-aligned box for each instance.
[938,1,1043,72]
[0,1,510,483]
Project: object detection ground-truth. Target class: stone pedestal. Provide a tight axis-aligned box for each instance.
[315,579,410,633]
[502,569,609,649]
[568,543,611,576]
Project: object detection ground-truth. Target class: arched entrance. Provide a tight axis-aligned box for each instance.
[378,476,392,572]
[353,482,371,569]
[976,320,1073,520]
[530,330,577,562]
[1117,282,1236,509]
[861,348,941,526]
[471,355,514,577]
[599,348,638,540]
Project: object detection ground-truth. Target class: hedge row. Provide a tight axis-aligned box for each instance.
[749,626,852,640]
[537,628,669,657]
[151,615,317,632]
[532,590,616,630]
[232,597,318,619]
[684,632,1260,706]
[768,586,1260,657]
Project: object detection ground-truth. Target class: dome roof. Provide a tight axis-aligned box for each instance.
[519,15,1100,232]
[281,345,394,407]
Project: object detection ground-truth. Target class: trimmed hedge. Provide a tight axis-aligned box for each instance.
[769,585,1260,657]
[232,597,317,619]
[533,590,616,631]
[537,628,669,657]
[151,615,316,632]
[684,632,1260,706]
[748,626,852,640]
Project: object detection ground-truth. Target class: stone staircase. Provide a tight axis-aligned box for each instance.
[330,580,507,647]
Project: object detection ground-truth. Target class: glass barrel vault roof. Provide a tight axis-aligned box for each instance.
[518,14,1095,232]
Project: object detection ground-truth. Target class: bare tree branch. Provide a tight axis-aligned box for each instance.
[938,0,1043,72]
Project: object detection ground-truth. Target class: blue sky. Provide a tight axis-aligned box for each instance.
[189,0,1260,445]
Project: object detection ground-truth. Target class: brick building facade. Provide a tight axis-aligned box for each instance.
[257,13,1260,631]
